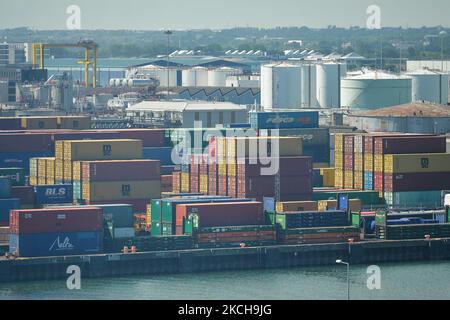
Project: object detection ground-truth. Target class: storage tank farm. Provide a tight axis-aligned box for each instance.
[182,67,209,87]
[341,71,412,110]
[260,62,346,110]
[207,67,241,87]
[406,69,449,105]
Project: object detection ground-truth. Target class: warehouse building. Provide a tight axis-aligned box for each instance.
[171,87,260,105]
[347,102,450,134]
[127,101,248,128]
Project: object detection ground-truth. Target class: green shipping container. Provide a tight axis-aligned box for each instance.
[151,199,163,226]
[151,222,173,236]
[95,204,134,228]
[351,212,360,228]
[384,191,443,209]
[0,168,25,186]
[281,226,359,235]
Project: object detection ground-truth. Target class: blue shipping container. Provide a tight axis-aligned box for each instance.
[0,177,11,198]
[143,147,175,165]
[364,172,373,190]
[0,198,20,223]
[9,231,103,257]
[35,184,73,205]
[250,111,319,130]
[0,152,53,174]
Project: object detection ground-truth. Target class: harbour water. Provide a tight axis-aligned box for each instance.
[1,260,449,300]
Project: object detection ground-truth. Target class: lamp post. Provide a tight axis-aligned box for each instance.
[336,259,350,300]
[439,31,447,72]
[164,30,173,101]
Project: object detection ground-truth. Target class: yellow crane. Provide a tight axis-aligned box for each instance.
[32,40,98,88]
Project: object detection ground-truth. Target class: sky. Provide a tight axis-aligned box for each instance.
[1,0,450,30]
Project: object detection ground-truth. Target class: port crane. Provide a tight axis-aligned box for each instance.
[32,40,98,88]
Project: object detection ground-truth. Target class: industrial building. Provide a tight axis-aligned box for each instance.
[347,102,450,134]
[126,101,247,128]
[341,71,412,110]
[172,87,260,105]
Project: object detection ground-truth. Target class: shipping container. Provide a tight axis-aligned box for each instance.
[0,198,20,224]
[0,177,11,198]
[10,186,35,207]
[279,226,360,245]
[237,156,313,177]
[312,189,382,205]
[250,111,319,130]
[176,202,264,231]
[113,227,135,239]
[320,168,335,188]
[384,191,443,209]
[34,184,73,205]
[61,139,143,161]
[227,137,303,160]
[142,147,174,165]
[0,133,54,153]
[95,204,134,228]
[172,172,181,193]
[384,172,450,192]
[103,129,166,147]
[276,201,319,212]
[374,136,446,155]
[82,180,161,202]
[317,199,362,212]
[21,117,58,130]
[85,199,148,214]
[384,153,450,174]
[10,207,103,234]
[57,116,91,130]
[9,231,103,257]
[275,211,349,229]
[0,168,25,186]
[259,127,329,147]
[0,117,21,130]
[162,175,173,193]
[82,160,161,182]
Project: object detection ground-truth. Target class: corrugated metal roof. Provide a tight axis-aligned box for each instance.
[354,102,450,118]
[127,100,247,112]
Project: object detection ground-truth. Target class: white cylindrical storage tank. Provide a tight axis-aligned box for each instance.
[341,71,412,110]
[260,63,302,110]
[407,69,449,105]
[109,78,117,87]
[316,63,346,108]
[300,64,319,108]
[137,65,178,87]
[182,68,197,87]
[208,67,240,87]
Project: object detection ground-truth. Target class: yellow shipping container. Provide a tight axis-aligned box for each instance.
[335,169,344,189]
[37,158,48,180]
[320,168,335,188]
[57,116,91,130]
[82,180,161,202]
[217,137,227,160]
[55,159,64,180]
[228,164,237,177]
[276,201,319,213]
[63,139,143,161]
[318,199,362,212]
[63,160,73,182]
[354,171,363,190]
[46,157,56,180]
[384,153,450,174]
[236,136,303,159]
[55,141,64,160]
[374,154,384,173]
[37,176,47,185]
[218,163,227,177]
[314,163,329,169]
[364,153,374,172]
[354,153,364,171]
[334,152,343,170]
[181,172,190,193]
[344,170,354,189]
[334,134,344,152]
[21,117,58,130]
[199,174,209,194]
[72,161,82,181]
[29,158,40,178]
[29,176,38,186]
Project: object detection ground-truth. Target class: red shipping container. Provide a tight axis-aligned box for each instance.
[227,176,237,198]
[237,156,313,177]
[344,155,354,170]
[384,172,450,192]
[374,136,446,155]
[101,129,165,147]
[190,171,199,193]
[51,131,121,143]
[161,175,173,193]
[237,175,312,197]
[10,207,103,234]
[218,176,228,196]
[10,186,36,205]
[175,202,264,230]
[172,172,181,193]
[82,160,161,182]
[344,136,354,155]
[208,171,218,196]
[374,172,384,192]
[0,133,53,152]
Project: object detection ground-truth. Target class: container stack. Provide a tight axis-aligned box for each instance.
[217,137,228,196]
[80,160,161,213]
[9,207,103,257]
[0,177,20,227]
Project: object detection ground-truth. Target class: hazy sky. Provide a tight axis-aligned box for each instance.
[1,0,449,30]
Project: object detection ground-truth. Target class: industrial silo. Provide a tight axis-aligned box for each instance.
[260,63,302,110]
[341,71,412,110]
[208,67,240,87]
[300,64,319,108]
[182,67,209,87]
[407,69,449,105]
[138,65,178,87]
[316,63,347,108]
